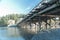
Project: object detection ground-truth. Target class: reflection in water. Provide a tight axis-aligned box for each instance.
[0,27,25,40]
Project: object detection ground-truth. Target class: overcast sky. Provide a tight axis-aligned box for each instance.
[0,0,41,17]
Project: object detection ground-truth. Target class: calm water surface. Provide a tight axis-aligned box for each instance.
[0,27,25,40]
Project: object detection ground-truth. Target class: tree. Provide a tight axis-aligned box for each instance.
[0,14,25,26]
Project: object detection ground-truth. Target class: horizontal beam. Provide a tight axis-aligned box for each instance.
[41,15,60,17]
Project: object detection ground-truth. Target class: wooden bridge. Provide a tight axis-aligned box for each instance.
[16,0,60,40]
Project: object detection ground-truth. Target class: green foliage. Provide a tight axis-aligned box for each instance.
[0,14,25,26]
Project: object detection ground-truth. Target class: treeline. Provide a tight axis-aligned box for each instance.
[0,14,25,26]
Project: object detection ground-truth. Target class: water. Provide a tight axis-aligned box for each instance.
[0,27,25,40]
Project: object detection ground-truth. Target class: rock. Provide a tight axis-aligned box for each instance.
[31,28,60,40]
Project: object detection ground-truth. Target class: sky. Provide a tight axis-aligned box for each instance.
[0,0,41,17]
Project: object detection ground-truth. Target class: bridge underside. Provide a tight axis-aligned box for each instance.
[18,5,60,34]
[17,1,60,40]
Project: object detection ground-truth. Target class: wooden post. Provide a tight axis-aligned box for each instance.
[45,16,48,30]
[49,19,51,29]
[34,23,37,33]
[38,16,41,31]
[29,21,32,29]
